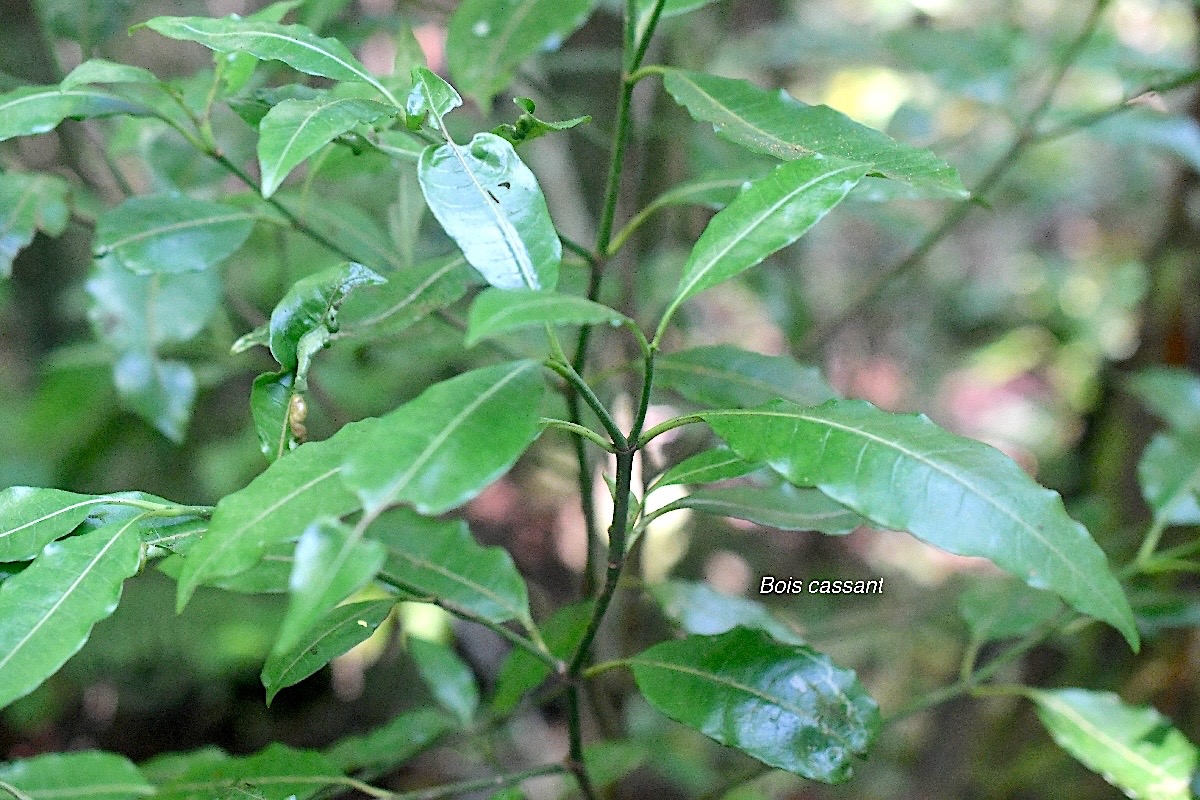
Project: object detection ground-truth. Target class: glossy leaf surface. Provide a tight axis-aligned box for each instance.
[0,85,145,142]
[702,400,1139,649]
[175,415,384,610]
[373,510,533,628]
[651,448,761,490]
[258,97,395,197]
[325,708,454,772]
[667,483,865,533]
[664,157,867,320]
[446,0,595,105]
[492,97,589,147]
[0,751,152,800]
[262,598,394,703]
[250,371,298,462]
[342,360,544,516]
[662,69,967,197]
[61,59,160,89]
[0,172,69,277]
[0,486,101,562]
[152,743,345,800]
[1032,689,1197,800]
[406,66,461,128]
[418,132,561,291]
[268,262,385,371]
[95,195,256,275]
[651,581,805,644]
[0,522,142,710]
[629,627,879,782]
[340,254,474,337]
[409,636,481,725]
[466,288,628,346]
[656,345,837,409]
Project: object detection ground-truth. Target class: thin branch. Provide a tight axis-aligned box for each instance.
[386,764,567,800]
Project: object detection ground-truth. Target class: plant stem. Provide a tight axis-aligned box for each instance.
[566,686,598,800]
[541,417,619,453]
[385,764,567,800]
[545,361,629,449]
[637,413,705,447]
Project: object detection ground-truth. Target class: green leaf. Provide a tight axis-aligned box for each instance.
[251,371,298,462]
[87,256,222,351]
[446,0,595,106]
[651,448,762,490]
[152,743,346,800]
[340,254,475,338]
[661,69,967,197]
[701,400,1140,650]
[258,97,395,197]
[418,132,561,291]
[656,345,837,409]
[61,59,160,89]
[0,751,153,800]
[1128,367,1200,434]
[405,67,461,129]
[0,172,70,278]
[387,168,426,266]
[159,539,296,595]
[175,414,385,610]
[342,360,545,516]
[95,195,257,275]
[273,518,386,656]
[373,509,533,628]
[637,0,718,21]
[141,16,400,106]
[1032,688,1197,800]
[409,635,481,725]
[492,97,589,147]
[1138,433,1200,526]
[650,580,805,644]
[268,262,386,371]
[629,627,879,782]
[958,578,1062,644]
[466,288,629,346]
[661,156,867,326]
[262,598,394,703]
[325,708,454,772]
[666,482,866,534]
[112,353,197,443]
[628,169,762,234]
[492,600,592,714]
[0,85,146,142]
[0,521,142,710]
[0,486,103,562]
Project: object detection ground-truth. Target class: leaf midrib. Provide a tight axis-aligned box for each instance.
[101,210,255,251]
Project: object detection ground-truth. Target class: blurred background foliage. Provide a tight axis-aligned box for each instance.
[2,0,1200,797]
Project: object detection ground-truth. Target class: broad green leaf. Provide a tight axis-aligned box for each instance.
[446,0,595,106]
[661,69,967,197]
[87,256,222,351]
[701,400,1140,650]
[1138,433,1200,526]
[258,97,395,197]
[958,578,1062,644]
[0,172,69,277]
[1128,367,1200,434]
[664,483,866,534]
[251,371,299,462]
[222,2,306,95]
[0,85,146,142]
[273,518,386,656]
[373,509,533,628]
[651,448,761,490]
[342,360,545,516]
[387,168,425,266]
[0,751,152,800]
[629,628,879,782]
[466,288,629,346]
[656,345,837,409]
[661,156,867,325]
[152,743,346,800]
[0,521,142,710]
[325,708,454,772]
[261,598,394,703]
[0,486,103,562]
[140,749,228,787]
[159,539,295,594]
[175,414,385,610]
[651,580,805,644]
[582,741,646,789]
[492,97,589,147]
[228,84,324,127]
[418,132,561,291]
[268,262,385,371]
[405,67,461,129]
[1032,689,1197,800]
[492,600,592,714]
[61,59,160,89]
[409,635,481,725]
[340,254,475,338]
[95,195,257,275]
[112,353,197,443]
[141,16,400,106]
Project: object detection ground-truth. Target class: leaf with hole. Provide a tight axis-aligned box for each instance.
[701,399,1139,649]
[629,627,879,782]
